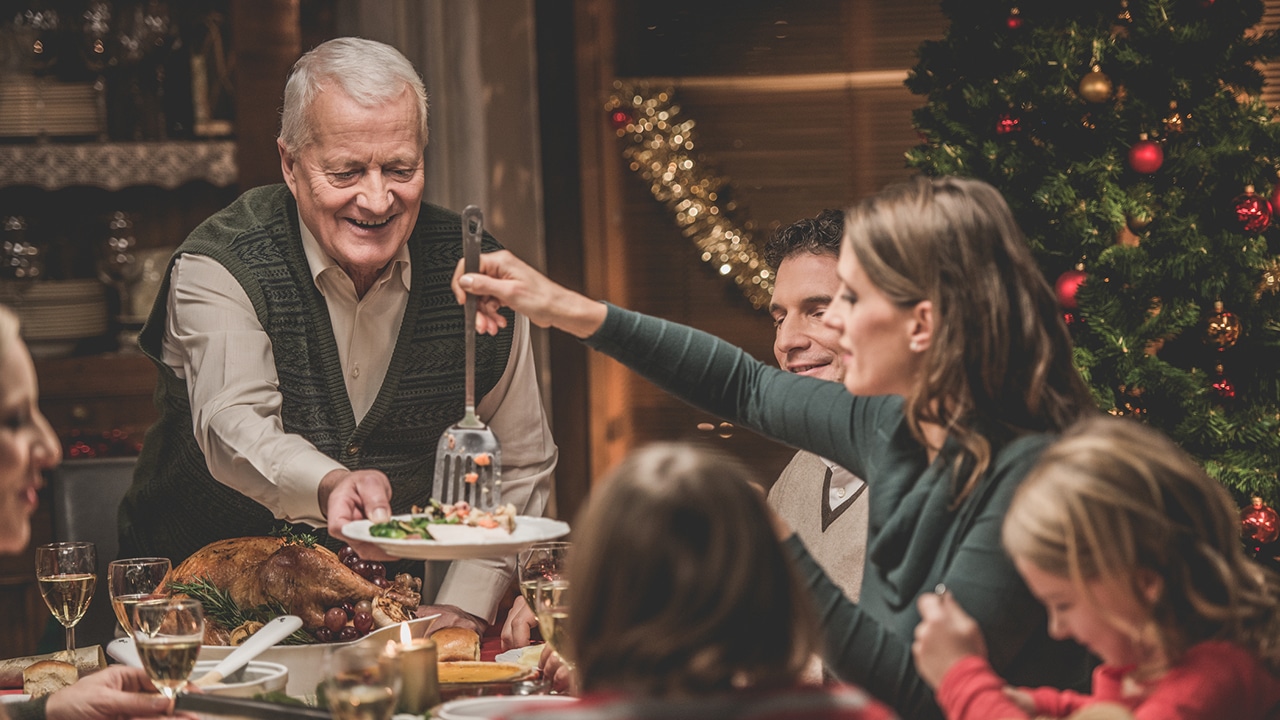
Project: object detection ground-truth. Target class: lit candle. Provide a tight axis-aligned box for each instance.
[396,623,440,714]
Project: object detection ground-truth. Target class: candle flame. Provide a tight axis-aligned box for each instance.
[400,622,412,644]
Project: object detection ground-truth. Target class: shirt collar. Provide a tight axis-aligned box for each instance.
[297,211,413,293]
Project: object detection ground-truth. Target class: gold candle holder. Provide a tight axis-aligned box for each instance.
[396,625,440,714]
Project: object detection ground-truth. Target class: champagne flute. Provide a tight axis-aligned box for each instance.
[133,598,203,701]
[108,557,170,637]
[517,541,571,608]
[35,542,97,654]
[533,577,573,668]
[324,641,402,720]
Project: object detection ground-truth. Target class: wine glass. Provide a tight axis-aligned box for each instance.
[517,541,571,608]
[323,641,402,720]
[533,577,572,668]
[133,598,203,701]
[34,542,97,654]
[108,557,170,637]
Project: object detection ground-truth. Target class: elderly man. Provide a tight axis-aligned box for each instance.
[117,37,557,635]
[765,209,866,600]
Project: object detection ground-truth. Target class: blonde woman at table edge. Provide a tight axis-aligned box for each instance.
[0,305,180,720]
[502,441,897,720]
[456,175,1098,719]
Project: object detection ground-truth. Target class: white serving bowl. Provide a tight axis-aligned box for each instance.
[194,660,289,697]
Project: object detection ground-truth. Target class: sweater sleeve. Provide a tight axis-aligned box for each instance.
[935,655,1028,720]
[787,536,940,719]
[584,305,871,474]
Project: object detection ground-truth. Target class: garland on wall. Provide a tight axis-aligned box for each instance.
[605,81,774,309]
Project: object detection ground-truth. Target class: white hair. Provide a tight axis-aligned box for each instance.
[279,37,429,153]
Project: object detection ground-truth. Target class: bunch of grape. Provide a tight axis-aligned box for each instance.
[338,545,390,588]
[311,545,388,643]
[315,600,375,643]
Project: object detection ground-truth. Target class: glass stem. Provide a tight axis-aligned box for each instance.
[65,625,76,653]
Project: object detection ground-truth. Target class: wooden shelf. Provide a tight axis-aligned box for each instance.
[0,140,237,191]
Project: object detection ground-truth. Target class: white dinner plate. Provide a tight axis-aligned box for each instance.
[342,515,570,560]
[436,694,578,719]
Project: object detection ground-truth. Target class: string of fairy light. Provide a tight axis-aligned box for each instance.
[605,81,774,309]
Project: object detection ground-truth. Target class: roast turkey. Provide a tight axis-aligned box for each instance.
[167,536,420,644]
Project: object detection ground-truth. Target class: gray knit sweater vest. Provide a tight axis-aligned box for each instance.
[118,185,514,565]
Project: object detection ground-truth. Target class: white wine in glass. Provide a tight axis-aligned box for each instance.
[324,642,402,720]
[534,577,572,666]
[108,557,170,637]
[133,598,203,701]
[517,541,570,608]
[35,542,97,653]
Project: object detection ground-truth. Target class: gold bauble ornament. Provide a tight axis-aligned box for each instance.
[1204,300,1242,350]
[1078,65,1113,103]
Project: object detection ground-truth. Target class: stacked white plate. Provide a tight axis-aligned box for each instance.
[0,279,108,355]
[0,78,102,138]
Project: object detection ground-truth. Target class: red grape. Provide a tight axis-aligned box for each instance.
[372,576,390,588]
[352,611,374,633]
[367,562,386,580]
[337,626,360,642]
[354,600,372,615]
[324,607,347,632]
[338,545,358,563]
[314,627,333,643]
[341,601,355,618]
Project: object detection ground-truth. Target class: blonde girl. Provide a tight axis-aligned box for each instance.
[912,415,1280,719]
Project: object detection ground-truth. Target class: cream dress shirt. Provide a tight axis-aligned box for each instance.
[160,215,557,623]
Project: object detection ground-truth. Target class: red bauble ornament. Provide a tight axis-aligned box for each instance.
[996,113,1021,135]
[1006,8,1023,30]
[1242,496,1279,546]
[1232,185,1272,233]
[1128,134,1163,174]
[609,109,632,131]
[1211,364,1236,400]
[1055,267,1087,310]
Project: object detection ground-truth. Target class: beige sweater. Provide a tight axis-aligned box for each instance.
[767,450,867,600]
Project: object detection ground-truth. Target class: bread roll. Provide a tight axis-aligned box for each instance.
[23,660,77,698]
[433,627,480,662]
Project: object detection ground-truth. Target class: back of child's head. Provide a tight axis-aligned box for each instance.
[1003,415,1280,669]
[566,441,818,697]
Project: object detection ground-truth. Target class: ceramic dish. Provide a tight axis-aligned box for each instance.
[342,516,570,560]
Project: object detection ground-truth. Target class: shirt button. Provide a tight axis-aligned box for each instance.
[346,443,360,456]
[351,365,360,378]
[835,487,846,499]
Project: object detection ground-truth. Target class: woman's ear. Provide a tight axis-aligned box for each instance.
[907,300,934,353]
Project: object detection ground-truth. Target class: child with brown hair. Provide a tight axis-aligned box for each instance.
[912,415,1280,719]
[504,441,896,720]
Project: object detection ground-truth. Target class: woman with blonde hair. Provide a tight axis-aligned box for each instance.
[913,415,1280,718]
[0,306,177,720]
[456,175,1096,718]
[506,442,896,719]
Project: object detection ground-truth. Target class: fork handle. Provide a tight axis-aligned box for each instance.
[462,206,483,424]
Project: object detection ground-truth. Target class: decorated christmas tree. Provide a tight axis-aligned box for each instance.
[906,0,1280,511]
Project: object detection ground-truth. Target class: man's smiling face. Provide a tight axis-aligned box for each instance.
[279,83,425,282]
[770,251,845,382]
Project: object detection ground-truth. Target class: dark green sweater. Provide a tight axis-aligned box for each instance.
[585,305,1092,720]
[118,185,513,565]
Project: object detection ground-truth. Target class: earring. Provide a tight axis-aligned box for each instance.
[909,340,923,352]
